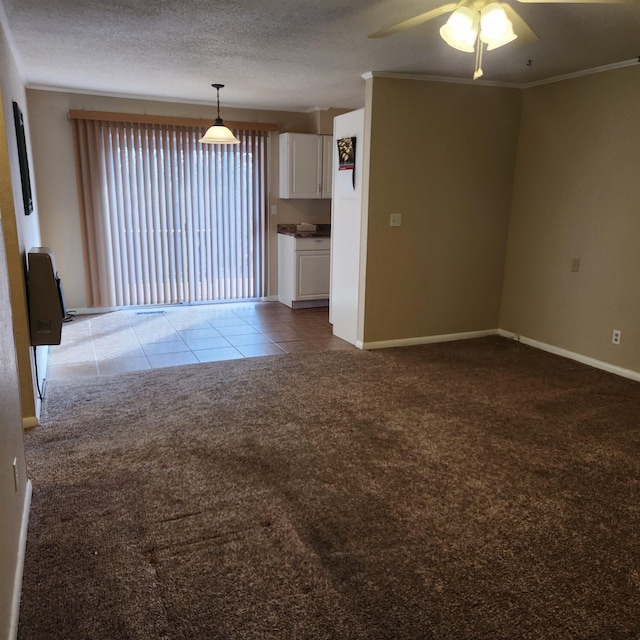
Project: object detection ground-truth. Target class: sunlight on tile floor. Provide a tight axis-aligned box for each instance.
[47,301,355,381]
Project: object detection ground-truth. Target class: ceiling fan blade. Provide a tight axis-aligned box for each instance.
[501,4,539,46]
[517,0,635,4]
[369,2,460,38]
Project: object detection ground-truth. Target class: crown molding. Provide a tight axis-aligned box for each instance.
[24,83,316,113]
[364,58,640,91]
[520,58,640,89]
[362,70,519,89]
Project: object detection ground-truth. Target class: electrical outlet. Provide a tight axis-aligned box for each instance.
[571,257,580,272]
[612,329,621,345]
[270,205,278,216]
[12,457,18,491]
[389,213,402,227]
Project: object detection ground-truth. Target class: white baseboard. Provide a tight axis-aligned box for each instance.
[290,299,329,309]
[9,479,32,640]
[72,306,117,315]
[362,329,498,350]
[22,416,38,431]
[359,328,640,382]
[497,329,640,383]
[75,300,285,312]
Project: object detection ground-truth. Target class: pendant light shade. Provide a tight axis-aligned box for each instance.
[199,83,240,145]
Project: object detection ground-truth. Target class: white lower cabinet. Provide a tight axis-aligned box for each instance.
[278,234,331,308]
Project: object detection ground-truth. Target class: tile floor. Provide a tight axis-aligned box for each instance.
[47,301,354,382]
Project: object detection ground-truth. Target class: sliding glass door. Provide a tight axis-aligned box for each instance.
[72,117,267,308]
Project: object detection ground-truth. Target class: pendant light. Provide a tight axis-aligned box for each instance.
[199,83,240,145]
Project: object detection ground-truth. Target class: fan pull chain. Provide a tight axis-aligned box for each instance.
[473,34,484,80]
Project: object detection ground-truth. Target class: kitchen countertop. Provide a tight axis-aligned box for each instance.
[277,223,331,238]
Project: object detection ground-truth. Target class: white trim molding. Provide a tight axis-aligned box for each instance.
[73,306,118,315]
[497,330,640,383]
[359,328,640,382]
[363,59,640,91]
[521,58,640,89]
[9,479,32,640]
[362,70,519,89]
[362,328,497,350]
[22,416,38,431]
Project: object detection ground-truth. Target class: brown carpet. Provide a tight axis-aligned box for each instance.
[18,337,640,639]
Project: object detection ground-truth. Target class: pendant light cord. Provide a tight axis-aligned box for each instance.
[211,83,225,121]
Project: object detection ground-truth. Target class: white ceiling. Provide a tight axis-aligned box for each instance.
[2,0,640,112]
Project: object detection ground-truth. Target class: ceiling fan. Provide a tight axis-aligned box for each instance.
[369,0,632,80]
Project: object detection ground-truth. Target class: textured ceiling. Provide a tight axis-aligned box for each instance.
[2,0,640,112]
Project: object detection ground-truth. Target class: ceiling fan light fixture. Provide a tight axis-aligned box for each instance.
[480,3,517,50]
[439,7,479,53]
[199,83,240,145]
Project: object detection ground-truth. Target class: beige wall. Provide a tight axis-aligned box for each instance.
[0,22,32,639]
[500,65,640,373]
[362,76,521,343]
[26,89,347,308]
[0,23,42,426]
[0,218,29,640]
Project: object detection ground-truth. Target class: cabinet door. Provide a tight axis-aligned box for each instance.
[322,135,333,199]
[277,234,296,306]
[280,133,322,199]
[296,251,330,299]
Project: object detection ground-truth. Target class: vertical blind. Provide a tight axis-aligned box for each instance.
[72,117,268,308]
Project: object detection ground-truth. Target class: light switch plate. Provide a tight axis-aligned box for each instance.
[390,213,402,227]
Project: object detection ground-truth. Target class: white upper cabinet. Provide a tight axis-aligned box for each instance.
[279,133,333,199]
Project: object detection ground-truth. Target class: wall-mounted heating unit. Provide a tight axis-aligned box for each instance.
[27,247,65,346]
